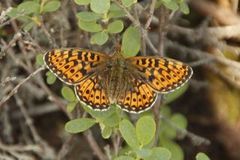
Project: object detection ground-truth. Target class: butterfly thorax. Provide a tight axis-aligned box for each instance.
[100,52,132,104]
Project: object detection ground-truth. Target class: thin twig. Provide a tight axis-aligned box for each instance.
[144,0,157,29]
[0,76,17,87]
[84,130,108,160]
[160,115,211,146]
[0,66,45,108]
[113,0,158,54]
[14,95,41,143]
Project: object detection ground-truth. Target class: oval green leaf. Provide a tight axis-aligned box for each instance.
[42,1,61,13]
[171,113,187,130]
[74,0,91,5]
[136,148,152,159]
[101,126,112,139]
[159,113,187,140]
[136,116,156,146]
[114,156,135,160]
[108,4,126,18]
[36,54,44,66]
[102,112,120,127]
[163,1,178,11]
[18,1,40,14]
[76,11,101,22]
[146,147,171,160]
[107,20,124,34]
[61,86,76,102]
[164,83,189,104]
[78,20,103,32]
[122,0,136,7]
[46,71,57,84]
[119,119,140,149]
[67,101,78,113]
[160,138,184,160]
[90,0,110,14]
[65,118,96,133]
[90,32,109,45]
[121,26,141,57]
[179,2,190,14]
[196,153,210,160]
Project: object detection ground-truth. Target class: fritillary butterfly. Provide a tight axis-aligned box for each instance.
[44,48,193,113]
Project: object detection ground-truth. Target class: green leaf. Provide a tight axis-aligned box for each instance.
[179,2,190,14]
[122,0,136,7]
[108,4,126,18]
[42,1,61,13]
[119,119,140,149]
[121,26,141,57]
[78,20,102,32]
[160,106,172,117]
[65,118,96,133]
[102,112,120,127]
[164,83,189,104]
[46,71,57,84]
[162,1,179,11]
[146,147,171,160]
[90,32,109,45]
[61,86,76,102]
[18,1,40,14]
[171,114,187,130]
[36,54,44,66]
[66,101,78,113]
[160,138,184,160]
[159,113,187,139]
[7,8,19,18]
[90,0,110,14]
[136,148,152,159]
[101,125,112,139]
[107,20,124,34]
[76,11,101,22]
[136,116,156,146]
[114,156,135,160]
[196,153,210,160]
[74,0,91,5]
[83,104,115,119]
[23,21,35,31]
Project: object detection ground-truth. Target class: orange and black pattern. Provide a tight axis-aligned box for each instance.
[44,48,107,85]
[127,57,192,93]
[74,75,109,110]
[44,48,193,113]
[117,79,158,112]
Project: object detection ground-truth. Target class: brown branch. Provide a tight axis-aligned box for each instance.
[113,0,158,54]
[0,66,45,108]
[84,130,108,160]
[160,115,211,146]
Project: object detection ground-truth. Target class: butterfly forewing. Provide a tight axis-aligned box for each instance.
[127,56,193,93]
[44,48,108,85]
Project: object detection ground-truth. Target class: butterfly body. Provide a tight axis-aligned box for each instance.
[44,48,193,113]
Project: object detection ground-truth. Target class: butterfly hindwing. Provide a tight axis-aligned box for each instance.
[74,75,110,111]
[44,48,108,85]
[127,56,193,93]
[117,78,158,113]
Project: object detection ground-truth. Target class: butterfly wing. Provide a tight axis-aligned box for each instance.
[74,74,110,111]
[117,78,158,113]
[44,48,108,85]
[127,56,193,93]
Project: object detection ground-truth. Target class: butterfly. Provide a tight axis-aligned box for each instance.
[44,48,193,113]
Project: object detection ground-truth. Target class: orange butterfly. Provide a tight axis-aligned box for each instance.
[44,48,193,113]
